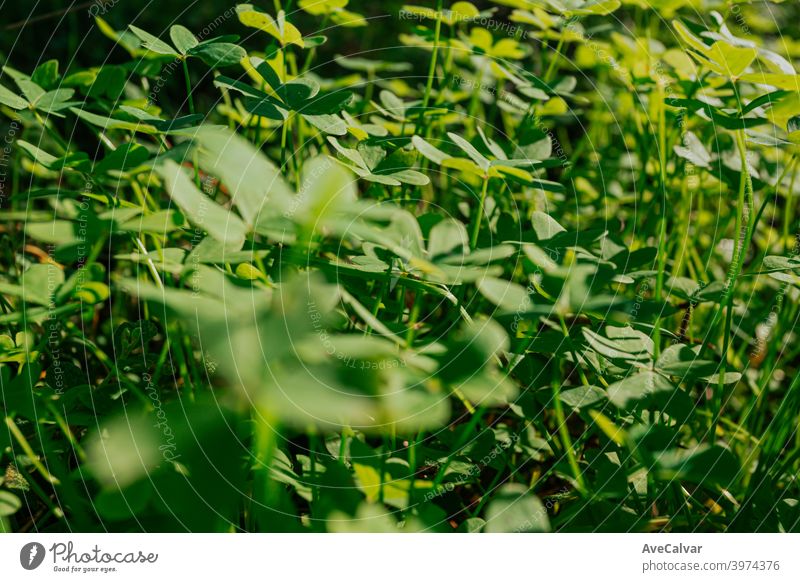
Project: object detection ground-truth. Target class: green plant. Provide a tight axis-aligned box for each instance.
[0,0,799,533]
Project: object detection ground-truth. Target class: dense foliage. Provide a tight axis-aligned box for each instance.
[1,0,799,532]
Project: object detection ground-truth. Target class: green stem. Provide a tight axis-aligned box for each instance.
[181,59,201,188]
[33,110,68,153]
[419,0,443,131]
[301,14,329,74]
[711,128,755,442]
[470,176,490,249]
[466,66,486,137]
[5,417,60,484]
[652,85,668,358]
[551,380,586,494]
[182,59,195,116]
[405,292,423,346]
[544,27,567,84]
[280,113,291,176]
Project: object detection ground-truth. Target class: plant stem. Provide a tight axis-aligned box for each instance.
[405,292,423,346]
[182,59,201,188]
[5,417,60,484]
[544,27,567,83]
[182,59,195,115]
[652,84,668,358]
[470,176,490,249]
[551,380,586,494]
[280,113,291,176]
[301,14,329,74]
[419,0,443,131]
[711,128,756,442]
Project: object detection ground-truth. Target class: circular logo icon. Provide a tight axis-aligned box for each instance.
[20,542,46,570]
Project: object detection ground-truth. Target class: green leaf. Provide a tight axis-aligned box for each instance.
[70,108,159,134]
[571,0,620,15]
[95,142,150,173]
[34,88,76,113]
[484,484,550,532]
[303,113,347,135]
[0,491,22,517]
[12,77,45,103]
[762,255,800,273]
[328,136,368,169]
[531,211,566,240]
[304,34,327,48]
[157,159,247,248]
[672,20,709,54]
[448,132,490,172]
[24,220,79,246]
[560,385,607,409]
[169,25,198,55]
[22,263,65,305]
[589,410,628,446]
[87,66,126,100]
[299,90,353,115]
[428,218,469,259]
[279,78,319,108]
[740,73,800,91]
[189,43,247,67]
[87,413,163,488]
[0,84,28,110]
[95,482,152,521]
[237,5,305,48]
[0,263,65,306]
[607,370,692,422]
[214,75,266,99]
[299,0,348,16]
[668,98,765,130]
[16,140,58,168]
[128,24,178,56]
[293,155,357,228]
[523,244,559,272]
[458,517,486,533]
[655,344,717,378]
[699,371,742,385]
[391,169,428,185]
[653,445,740,488]
[583,326,653,365]
[476,276,530,311]
[249,56,283,91]
[412,136,449,165]
[673,131,711,168]
[31,59,59,89]
[193,126,294,226]
[694,41,757,79]
[243,96,286,120]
